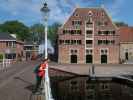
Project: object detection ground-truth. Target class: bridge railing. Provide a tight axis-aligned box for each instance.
[44,64,54,100]
[0,59,12,70]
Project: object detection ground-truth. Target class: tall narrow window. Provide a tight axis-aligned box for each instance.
[77,40,81,45]
[72,20,82,26]
[86,40,93,44]
[98,40,102,45]
[86,30,93,34]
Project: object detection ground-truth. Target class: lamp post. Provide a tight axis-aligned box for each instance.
[41,2,50,59]
[41,2,52,100]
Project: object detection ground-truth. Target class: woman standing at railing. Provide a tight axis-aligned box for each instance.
[33,58,48,94]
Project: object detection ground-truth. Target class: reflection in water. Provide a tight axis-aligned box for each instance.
[50,76,133,100]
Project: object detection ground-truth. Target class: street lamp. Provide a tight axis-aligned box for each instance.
[41,2,50,59]
[41,2,52,100]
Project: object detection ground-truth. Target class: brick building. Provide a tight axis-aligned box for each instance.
[58,7,119,64]
[119,27,133,63]
[0,32,24,61]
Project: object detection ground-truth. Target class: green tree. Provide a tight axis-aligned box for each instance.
[114,21,128,27]
[30,22,61,45]
[0,24,3,32]
[48,22,61,46]
[30,22,61,61]
[48,22,61,61]
[0,20,30,41]
[30,23,44,43]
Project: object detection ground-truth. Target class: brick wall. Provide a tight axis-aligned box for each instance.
[58,8,120,64]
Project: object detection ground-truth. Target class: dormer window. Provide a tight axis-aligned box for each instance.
[73,12,79,17]
[88,11,93,16]
[75,13,79,16]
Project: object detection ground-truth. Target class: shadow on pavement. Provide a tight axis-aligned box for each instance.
[14,76,33,85]
[14,76,35,92]
[13,76,45,100]
[25,85,35,92]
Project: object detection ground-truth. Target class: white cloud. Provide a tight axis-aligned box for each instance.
[106,0,125,21]
[1,0,124,25]
[46,0,73,24]
[0,0,73,25]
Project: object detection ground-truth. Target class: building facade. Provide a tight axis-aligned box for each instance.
[58,8,119,64]
[23,42,39,60]
[119,27,133,63]
[0,32,24,61]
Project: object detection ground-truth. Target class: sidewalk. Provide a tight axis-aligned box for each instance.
[49,63,133,77]
[0,60,45,100]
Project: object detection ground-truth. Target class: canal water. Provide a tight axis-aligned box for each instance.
[50,76,133,100]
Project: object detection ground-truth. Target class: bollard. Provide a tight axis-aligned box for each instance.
[0,63,2,70]
[30,94,45,100]
[2,59,5,71]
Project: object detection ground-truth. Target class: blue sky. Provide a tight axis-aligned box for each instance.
[0,0,133,26]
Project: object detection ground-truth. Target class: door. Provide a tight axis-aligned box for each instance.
[86,55,93,63]
[125,52,128,60]
[101,55,107,64]
[71,55,77,63]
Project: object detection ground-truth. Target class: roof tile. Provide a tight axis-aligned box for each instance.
[0,32,16,40]
[119,26,133,42]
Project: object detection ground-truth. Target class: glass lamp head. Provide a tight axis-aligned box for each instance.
[41,2,50,21]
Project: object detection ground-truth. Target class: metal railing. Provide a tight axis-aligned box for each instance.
[0,59,12,70]
[43,64,54,100]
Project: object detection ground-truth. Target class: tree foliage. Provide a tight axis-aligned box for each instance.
[0,20,61,45]
[115,21,128,27]
[31,22,61,45]
[30,23,44,43]
[48,22,61,46]
[0,20,30,41]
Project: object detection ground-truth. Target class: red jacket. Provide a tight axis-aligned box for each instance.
[38,63,47,77]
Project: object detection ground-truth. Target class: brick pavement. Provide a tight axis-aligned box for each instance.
[0,60,45,100]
